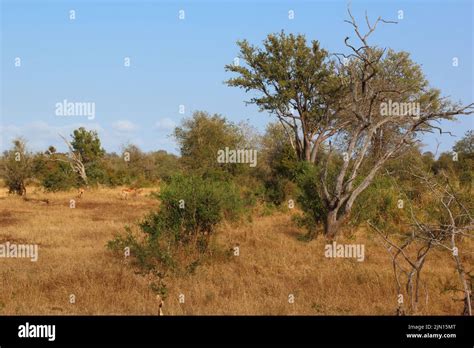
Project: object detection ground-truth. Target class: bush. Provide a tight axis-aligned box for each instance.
[98,148,182,188]
[108,226,174,272]
[264,176,298,206]
[293,164,327,238]
[174,111,244,176]
[1,139,32,195]
[259,123,300,206]
[141,175,243,248]
[294,162,411,237]
[350,175,407,231]
[31,149,78,191]
[108,174,243,281]
[41,161,77,191]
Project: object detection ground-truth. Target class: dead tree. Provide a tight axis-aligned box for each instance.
[370,172,473,315]
[51,134,88,186]
[370,220,435,314]
[412,173,473,315]
[319,6,474,238]
[226,5,473,239]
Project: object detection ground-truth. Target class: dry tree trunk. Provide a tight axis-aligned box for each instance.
[370,172,473,315]
[59,134,88,186]
[450,228,472,316]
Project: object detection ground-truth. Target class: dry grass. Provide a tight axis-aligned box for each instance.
[0,186,470,315]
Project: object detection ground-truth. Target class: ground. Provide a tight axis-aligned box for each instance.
[0,186,469,315]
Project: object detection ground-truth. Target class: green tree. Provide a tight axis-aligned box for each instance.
[174,111,244,176]
[453,130,474,188]
[33,148,77,191]
[70,127,105,163]
[150,150,181,182]
[1,138,32,195]
[260,123,299,204]
[61,127,105,185]
[227,12,474,238]
[317,28,472,238]
[226,31,342,163]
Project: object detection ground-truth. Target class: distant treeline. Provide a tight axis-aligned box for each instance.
[1,111,472,203]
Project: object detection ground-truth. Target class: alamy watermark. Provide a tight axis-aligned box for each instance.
[55,99,95,120]
[380,100,420,119]
[0,242,38,262]
[18,322,55,341]
[325,242,365,262]
[217,147,257,167]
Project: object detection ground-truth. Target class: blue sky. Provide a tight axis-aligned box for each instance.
[1,0,473,155]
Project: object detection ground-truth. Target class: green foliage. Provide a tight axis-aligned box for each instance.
[453,131,474,189]
[70,127,105,164]
[41,161,77,191]
[142,175,243,246]
[232,174,266,208]
[1,139,32,195]
[84,161,107,185]
[351,175,406,231]
[98,148,180,188]
[108,174,243,279]
[259,123,300,205]
[293,164,327,237]
[119,144,154,186]
[225,31,335,121]
[225,31,339,162]
[107,225,172,298]
[174,111,245,176]
[99,153,130,186]
[432,152,455,176]
[108,226,175,273]
[430,148,473,208]
[32,148,78,191]
[68,127,105,184]
[454,130,474,155]
[151,150,182,182]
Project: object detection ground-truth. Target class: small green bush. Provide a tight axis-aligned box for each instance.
[1,139,32,195]
[350,175,407,231]
[142,175,243,247]
[108,174,244,282]
[41,161,77,191]
[293,164,328,238]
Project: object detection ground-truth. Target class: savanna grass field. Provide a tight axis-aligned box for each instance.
[1,0,473,332]
[0,182,471,315]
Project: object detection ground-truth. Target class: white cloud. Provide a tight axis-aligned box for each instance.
[112,120,138,132]
[0,121,103,152]
[0,121,179,154]
[154,118,176,131]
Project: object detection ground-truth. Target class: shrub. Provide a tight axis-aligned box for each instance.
[174,111,244,176]
[108,174,243,281]
[264,176,298,206]
[259,123,300,206]
[350,175,407,231]
[1,139,32,195]
[33,148,79,191]
[294,161,411,238]
[293,164,328,238]
[41,161,77,191]
[141,175,243,248]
